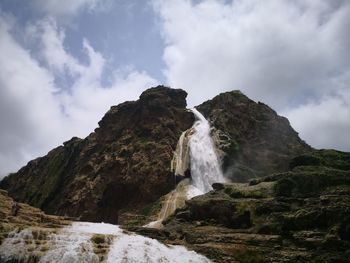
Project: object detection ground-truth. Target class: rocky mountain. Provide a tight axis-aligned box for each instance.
[0,86,310,224]
[1,85,350,262]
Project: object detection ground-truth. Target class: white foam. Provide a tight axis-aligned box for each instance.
[0,222,211,262]
[107,230,211,263]
[189,108,226,193]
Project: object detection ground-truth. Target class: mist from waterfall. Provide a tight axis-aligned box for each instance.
[189,108,225,193]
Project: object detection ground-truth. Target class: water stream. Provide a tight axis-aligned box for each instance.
[0,222,211,262]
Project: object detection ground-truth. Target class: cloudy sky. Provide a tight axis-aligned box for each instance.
[0,0,349,178]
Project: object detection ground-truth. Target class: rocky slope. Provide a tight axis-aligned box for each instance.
[133,149,350,262]
[0,86,310,224]
[0,86,193,223]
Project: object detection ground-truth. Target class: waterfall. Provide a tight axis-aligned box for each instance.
[171,108,225,193]
[189,108,225,193]
[0,222,211,262]
[147,108,225,228]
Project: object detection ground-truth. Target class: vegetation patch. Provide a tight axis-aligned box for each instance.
[139,198,163,217]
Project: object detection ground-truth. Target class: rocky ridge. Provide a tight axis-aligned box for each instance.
[0,86,310,225]
[0,87,194,223]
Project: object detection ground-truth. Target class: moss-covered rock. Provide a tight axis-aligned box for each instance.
[290,149,350,170]
[135,151,350,263]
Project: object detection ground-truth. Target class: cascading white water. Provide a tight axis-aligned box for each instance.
[189,108,225,193]
[146,108,226,228]
[0,222,211,262]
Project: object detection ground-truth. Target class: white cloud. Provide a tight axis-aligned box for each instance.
[284,88,350,151]
[153,0,350,150]
[0,14,157,178]
[32,0,107,16]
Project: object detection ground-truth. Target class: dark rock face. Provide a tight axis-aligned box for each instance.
[197,91,311,182]
[0,86,194,223]
[134,150,350,262]
[0,87,311,224]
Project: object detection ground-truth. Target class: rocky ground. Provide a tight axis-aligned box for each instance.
[0,189,72,261]
[131,149,350,262]
[0,189,71,243]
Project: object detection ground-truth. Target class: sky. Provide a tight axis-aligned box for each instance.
[0,0,349,178]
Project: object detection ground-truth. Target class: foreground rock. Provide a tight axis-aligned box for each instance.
[132,150,350,262]
[0,189,72,261]
[0,86,310,224]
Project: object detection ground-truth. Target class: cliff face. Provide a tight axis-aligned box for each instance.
[0,86,194,223]
[197,91,311,182]
[0,86,310,223]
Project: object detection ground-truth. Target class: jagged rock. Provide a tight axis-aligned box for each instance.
[0,87,313,224]
[0,86,194,224]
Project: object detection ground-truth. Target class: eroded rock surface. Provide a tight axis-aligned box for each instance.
[0,86,194,224]
[133,150,350,262]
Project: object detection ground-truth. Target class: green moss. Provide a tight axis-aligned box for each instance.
[235,201,257,223]
[290,149,350,170]
[234,249,265,263]
[125,219,141,227]
[139,199,162,217]
[290,154,322,169]
[224,187,265,199]
[273,167,350,197]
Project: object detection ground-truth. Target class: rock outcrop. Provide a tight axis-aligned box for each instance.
[133,149,350,262]
[0,86,311,224]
